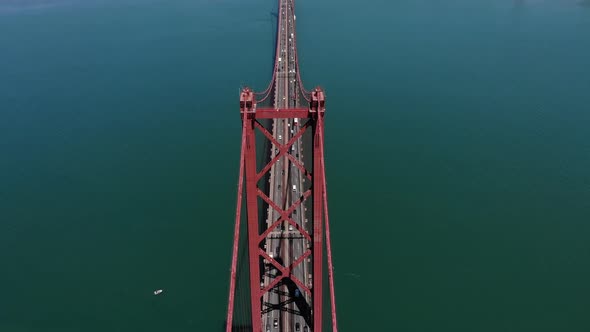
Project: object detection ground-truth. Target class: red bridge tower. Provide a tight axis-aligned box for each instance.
[225,1,338,331]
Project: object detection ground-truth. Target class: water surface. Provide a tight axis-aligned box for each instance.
[1,0,589,331]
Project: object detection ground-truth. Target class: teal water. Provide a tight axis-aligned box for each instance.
[1,0,590,331]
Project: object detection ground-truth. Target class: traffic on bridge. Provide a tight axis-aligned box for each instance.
[225,1,338,332]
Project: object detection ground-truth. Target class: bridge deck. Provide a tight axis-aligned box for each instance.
[263,1,310,331]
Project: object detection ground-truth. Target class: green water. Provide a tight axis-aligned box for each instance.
[1,0,589,331]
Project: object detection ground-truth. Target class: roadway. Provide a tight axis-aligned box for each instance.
[262,0,311,331]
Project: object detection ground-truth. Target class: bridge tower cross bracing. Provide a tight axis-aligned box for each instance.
[225,1,338,331]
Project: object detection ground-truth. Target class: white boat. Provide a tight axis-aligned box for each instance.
[153,289,163,295]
